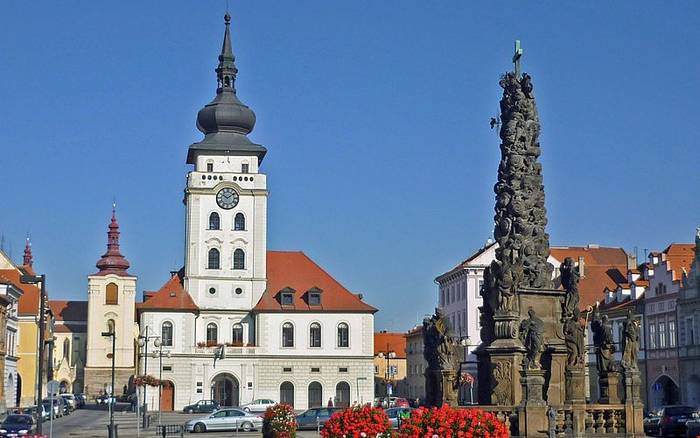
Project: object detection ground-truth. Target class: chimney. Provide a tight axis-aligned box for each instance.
[627,254,638,271]
[577,256,585,278]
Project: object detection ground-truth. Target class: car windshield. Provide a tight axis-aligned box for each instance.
[5,415,32,424]
[666,406,695,416]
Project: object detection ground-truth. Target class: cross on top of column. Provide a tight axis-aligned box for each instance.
[513,40,523,77]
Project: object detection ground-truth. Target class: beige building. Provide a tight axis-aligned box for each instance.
[405,326,426,403]
[373,331,407,399]
[48,300,87,393]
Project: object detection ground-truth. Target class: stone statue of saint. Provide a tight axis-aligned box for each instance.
[591,305,615,373]
[422,308,459,406]
[560,257,580,318]
[564,308,585,367]
[519,307,545,369]
[621,309,640,370]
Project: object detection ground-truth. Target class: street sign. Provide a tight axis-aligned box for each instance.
[47,380,60,396]
[387,383,393,395]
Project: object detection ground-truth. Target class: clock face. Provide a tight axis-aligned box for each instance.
[216,188,239,209]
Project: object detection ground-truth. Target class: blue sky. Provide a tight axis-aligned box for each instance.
[1,1,698,331]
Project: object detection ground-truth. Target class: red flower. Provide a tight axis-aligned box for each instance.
[397,405,509,438]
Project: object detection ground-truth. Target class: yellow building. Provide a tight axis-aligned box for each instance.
[49,300,88,394]
[373,331,408,399]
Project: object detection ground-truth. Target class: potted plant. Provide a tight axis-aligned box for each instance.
[263,403,297,438]
[321,404,392,438]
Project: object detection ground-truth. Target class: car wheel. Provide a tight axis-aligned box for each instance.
[240,421,253,432]
[187,408,194,414]
[193,422,206,433]
[243,407,250,412]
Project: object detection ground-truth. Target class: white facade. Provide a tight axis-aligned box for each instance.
[1,281,22,408]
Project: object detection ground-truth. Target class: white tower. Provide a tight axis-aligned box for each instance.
[84,207,137,397]
[183,13,268,323]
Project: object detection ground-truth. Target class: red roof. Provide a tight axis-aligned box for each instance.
[550,246,629,309]
[374,332,407,358]
[254,251,377,313]
[49,300,88,321]
[137,269,198,312]
[661,243,696,285]
[0,268,41,316]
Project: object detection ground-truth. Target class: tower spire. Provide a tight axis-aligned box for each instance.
[216,13,238,92]
[95,204,130,276]
[23,236,33,267]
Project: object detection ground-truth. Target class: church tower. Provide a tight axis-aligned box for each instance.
[84,206,137,397]
[183,13,268,320]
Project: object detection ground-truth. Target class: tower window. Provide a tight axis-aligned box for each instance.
[162,321,173,347]
[233,249,245,270]
[208,248,220,270]
[63,338,70,363]
[107,319,115,334]
[241,163,249,173]
[234,213,245,231]
[208,212,221,230]
[206,162,214,172]
[232,323,243,345]
[105,283,118,305]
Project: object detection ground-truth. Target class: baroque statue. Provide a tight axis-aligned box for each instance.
[519,307,545,369]
[482,71,554,320]
[423,308,459,406]
[621,308,640,370]
[560,257,580,318]
[591,304,616,373]
[564,308,586,367]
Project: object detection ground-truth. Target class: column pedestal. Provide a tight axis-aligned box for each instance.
[519,368,547,437]
[623,368,644,437]
[598,370,621,404]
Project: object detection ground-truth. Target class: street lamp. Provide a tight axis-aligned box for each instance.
[102,328,116,438]
[459,336,474,405]
[152,338,171,426]
[20,273,46,436]
[377,348,397,404]
[137,327,157,428]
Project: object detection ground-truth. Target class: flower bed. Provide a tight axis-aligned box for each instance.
[321,404,392,438]
[263,403,297,438]
[133,375,160,387]
[398,405,509,438]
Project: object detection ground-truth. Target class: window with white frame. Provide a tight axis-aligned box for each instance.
[337,322,349,348]
[282,322,294,347]
[669,320,676,347]
[309,322,321,348]
[161,321,173,347]
[659,321,666,348]
[649,323,656,349]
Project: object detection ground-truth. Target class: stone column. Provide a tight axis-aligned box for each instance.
[598,370,621,404]
[623,368,644,437]
[441,370,458,407]
[518,368,547,437]
[565,365,588,437]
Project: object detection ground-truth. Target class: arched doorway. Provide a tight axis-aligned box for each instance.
[308,382,323,408]
[688,375,700,406]
[160,381,175,412]
[335,382,350,408]
[650,375,680,410]
[16,374,22,407]
[280,381,294,407]
[211,373,239,407]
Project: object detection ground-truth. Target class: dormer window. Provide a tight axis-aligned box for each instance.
[206,162,214,172]
[307,287,322,306]
[279,287,295,306]
[241,163,249,174]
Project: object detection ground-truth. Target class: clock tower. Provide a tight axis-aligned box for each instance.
[183,13,268,313]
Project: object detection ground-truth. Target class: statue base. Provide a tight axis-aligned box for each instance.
[441,369,458,407]
[623,368,645,437]
[424,369,458,407]
[598,370,621,404]
[565,365,586,404]
[518,368,547,437]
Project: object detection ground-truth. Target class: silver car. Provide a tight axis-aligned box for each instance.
[186,408,263,433]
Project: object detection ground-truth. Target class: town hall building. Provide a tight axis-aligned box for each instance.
[70,13,376,411]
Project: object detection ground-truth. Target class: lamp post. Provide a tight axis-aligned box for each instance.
[102,328,116,438]
[137,327,157,428]
[152,339,171,427]
[459,336,473,405]
[20,273,46,436]
[377,347,396,405]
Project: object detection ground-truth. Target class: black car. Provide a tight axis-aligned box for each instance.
[0,414,36,437]
[183,400,220,414]
[644,411,661,436]
[658,405,697,437]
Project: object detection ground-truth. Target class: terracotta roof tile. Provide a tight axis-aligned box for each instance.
[661,243,696,285]
[54,323,87,333]
[49,300,88,321]
[0,269,41,316]
[374,332,407,358]
[254,251,377,313]
[137,269,198,312]
[550,246,629,309]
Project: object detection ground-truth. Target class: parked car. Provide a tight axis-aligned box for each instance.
[0,414,36,436]
[686,416,700,438]
[60,394,76,411]
[74,393,87,408]
[42,399,62,418]
[658,405,697,437]
[58,397,70,416]
[185,408,263,433]
[295,408,343,430]
[644,411,661,436]
[96,394,117,405]
[385,407,412,429]
[393,398,410,408]
[240,399,276,413]
[19,405,49,422]
[183,400,220,414]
